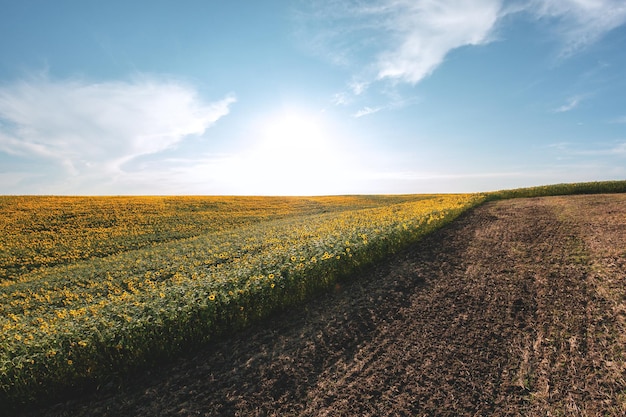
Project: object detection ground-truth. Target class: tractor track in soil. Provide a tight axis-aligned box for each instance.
[21,194,626,416]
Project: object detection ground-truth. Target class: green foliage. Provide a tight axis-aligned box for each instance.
[485,180,626,201]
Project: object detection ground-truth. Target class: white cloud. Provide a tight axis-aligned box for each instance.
[309,0,626,111]
[0,76,235,178]
[353,106,382,118]
[373,0,502,84]
[349,79,369,95]
[553,96,582,112]
[0,102,370,195]
[331,81,369,107]
[332,92,351,106]
[365,0,626,81]
[528,0,626,55]
[317,1,502,109]
[316,0,502,85]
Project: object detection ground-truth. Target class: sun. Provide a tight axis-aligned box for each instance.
[217,105,362,195]
[243,107,344,194]
[259,108,330,163]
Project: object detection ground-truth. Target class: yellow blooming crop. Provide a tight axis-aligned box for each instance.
[1,195,424,282]
[0,193,486,407]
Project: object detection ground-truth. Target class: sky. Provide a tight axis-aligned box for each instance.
[0,0,625,195]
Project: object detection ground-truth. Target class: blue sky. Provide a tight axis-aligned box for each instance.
[1,0,625,195]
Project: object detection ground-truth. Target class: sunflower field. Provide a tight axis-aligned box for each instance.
[0,194,485,407]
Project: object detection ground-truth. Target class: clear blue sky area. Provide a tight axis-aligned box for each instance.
[1,0,625,195]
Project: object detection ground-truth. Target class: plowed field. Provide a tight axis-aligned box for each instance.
[21,194,626,416]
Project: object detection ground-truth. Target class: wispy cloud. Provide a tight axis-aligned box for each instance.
[297,1,503,112]
[527,0,626,56]
[332,79,370,106]
[302,0,502,90]
[547,140,626,158]
[553,95,582,112]
[353,106,383,118]
[373,0,502,84]
[302,0,626,112]
[0,76,236,178]
[349,92,417,117]
[332,92,351,106]
[349,79,369,95]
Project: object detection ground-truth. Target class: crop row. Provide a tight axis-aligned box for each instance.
[0,195,426,281]
[486,180,626,200]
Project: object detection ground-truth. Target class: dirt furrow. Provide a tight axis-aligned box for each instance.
[21,195,626,416]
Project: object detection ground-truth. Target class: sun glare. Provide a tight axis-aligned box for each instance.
[243,107,346,194]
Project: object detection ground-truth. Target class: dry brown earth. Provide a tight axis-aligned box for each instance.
[20,194,626,416]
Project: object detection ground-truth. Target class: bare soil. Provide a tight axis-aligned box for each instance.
[19,194,626,416]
